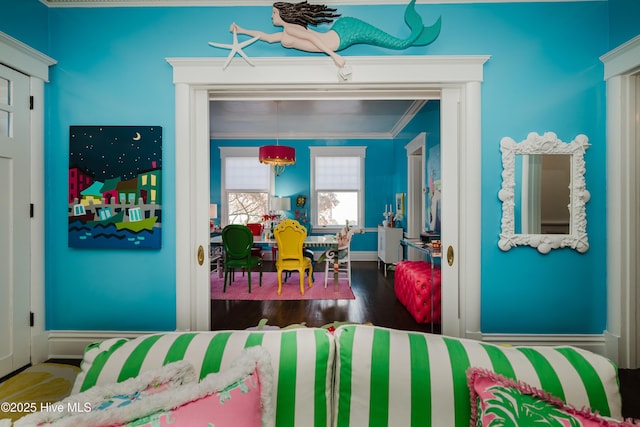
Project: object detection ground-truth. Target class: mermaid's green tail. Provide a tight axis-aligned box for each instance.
[407,1,442,46]
[333,0,441,51]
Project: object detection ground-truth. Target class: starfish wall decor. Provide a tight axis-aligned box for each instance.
[208,24,259,70]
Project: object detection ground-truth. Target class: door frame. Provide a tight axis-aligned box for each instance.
[405,132,426,261]
[601,35,640,368]
[168,55,489,338]
[0,32,56,364]
[406,132,426,240]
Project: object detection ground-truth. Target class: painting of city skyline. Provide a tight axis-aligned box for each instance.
[68,126,162,249]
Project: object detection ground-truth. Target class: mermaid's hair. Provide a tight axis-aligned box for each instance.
[273,1,341,28]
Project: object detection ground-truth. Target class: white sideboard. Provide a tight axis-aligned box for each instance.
[377,226,403,276]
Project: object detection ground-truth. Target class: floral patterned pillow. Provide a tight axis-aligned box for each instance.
[111,368,264,427]
[467,367,640,427]
[15,346,274,427]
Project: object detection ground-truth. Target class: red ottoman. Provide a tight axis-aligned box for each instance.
[394,260,442,324]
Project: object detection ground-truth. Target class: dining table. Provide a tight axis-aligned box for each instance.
[210,234,342,287]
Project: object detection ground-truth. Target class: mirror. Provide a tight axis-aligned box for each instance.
[498,132,590,254]
[519,154,571,234]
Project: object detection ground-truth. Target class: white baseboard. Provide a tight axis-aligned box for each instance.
[48,331,155,359]
[603,330,626,367]
[31,331,50,364]
[47,330,608,360]
[480,333,607,356]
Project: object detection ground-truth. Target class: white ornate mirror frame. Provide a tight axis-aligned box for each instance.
[498,131,590,254]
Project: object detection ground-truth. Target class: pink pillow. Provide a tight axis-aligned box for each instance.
[112,369,262,427]
[468,367,640,427]
[15,347,274,427]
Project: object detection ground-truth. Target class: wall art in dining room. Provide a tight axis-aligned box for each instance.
[67,126,162,249]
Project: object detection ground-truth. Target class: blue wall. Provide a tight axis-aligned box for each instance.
[2,0,636,334]
[0,0,48,53]
[609,0,640,47]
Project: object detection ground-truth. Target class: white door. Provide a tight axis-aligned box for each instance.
[439,87,462,337]
[0,63,31,378]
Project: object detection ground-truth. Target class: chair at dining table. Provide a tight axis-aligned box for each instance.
[273,219,313,296]
[246,222,265,260]
[221,224,263,293]
[284,221,315,283]
[324,233,352,288]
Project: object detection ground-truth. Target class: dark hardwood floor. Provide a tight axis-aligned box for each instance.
[210,260,441,333]
[619,368,640,420]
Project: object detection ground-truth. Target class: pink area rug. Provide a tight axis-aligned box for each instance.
[211,271,355,301]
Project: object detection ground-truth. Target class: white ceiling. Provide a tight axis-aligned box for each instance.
[209,99,429,140]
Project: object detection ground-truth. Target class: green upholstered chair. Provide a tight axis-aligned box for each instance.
[221,224,263,293]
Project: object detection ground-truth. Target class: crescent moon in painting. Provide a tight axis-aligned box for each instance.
[133,132,141,141]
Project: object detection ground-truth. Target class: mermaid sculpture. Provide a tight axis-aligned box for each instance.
[229,0,441,68]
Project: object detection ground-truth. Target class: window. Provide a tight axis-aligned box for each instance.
[311,146,366,228]
[220,147,272,225]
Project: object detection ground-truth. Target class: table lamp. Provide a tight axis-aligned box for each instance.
[271,197,291,215]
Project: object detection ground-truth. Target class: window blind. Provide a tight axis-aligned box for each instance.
[225,157,270,191]
[315,157,360,190]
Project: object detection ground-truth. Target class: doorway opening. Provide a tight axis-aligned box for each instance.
[168,55,488,339]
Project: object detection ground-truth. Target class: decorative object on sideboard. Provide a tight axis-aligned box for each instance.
[498,132,590,254]
[383,203,394,227]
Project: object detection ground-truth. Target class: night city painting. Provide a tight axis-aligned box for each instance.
[68,126,162,249]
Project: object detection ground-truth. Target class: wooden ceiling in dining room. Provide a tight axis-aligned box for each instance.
[209,99,430,140]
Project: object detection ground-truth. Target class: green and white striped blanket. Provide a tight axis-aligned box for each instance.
[72,329,335,427]
[333,325,621,427]
[70,325,621,427]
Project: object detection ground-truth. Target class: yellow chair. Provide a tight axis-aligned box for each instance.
[273,219,313,295]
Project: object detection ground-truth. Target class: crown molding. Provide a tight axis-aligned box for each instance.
[600,34,640,80]
[40,0,604,8]
[0,32,57,81]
